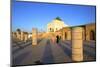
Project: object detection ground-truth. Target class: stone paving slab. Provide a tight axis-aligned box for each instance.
[41,40,54,64]
[13,41,32,58]
[50,40,72,63]
[13,43,32,65]
[32,39,48,64]
[12,39,96,66]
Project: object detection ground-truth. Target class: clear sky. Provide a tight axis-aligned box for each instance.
[12,1,96,32]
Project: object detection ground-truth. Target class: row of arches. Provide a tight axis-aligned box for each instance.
[63,30,95,41]
[49,28,58,32]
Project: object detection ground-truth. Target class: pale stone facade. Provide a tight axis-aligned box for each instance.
[59,27,71,40]
[47,17,68,32]
[85,23,96,41]
[57,23,96,41]
[46,17,95,42]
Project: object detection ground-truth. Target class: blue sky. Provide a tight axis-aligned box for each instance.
[12,1,96,32]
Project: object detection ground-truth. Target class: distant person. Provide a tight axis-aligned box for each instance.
[56,35,60,43]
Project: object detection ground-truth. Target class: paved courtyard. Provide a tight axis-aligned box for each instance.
[12,39,96,66]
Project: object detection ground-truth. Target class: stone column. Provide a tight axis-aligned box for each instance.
[24,33,28,42]
[72,27,83,61]
[12,32,16,39]
[32,28,38,46]
[21,31,24,41]
[16,32,18,39]
[67,30,71,40]
[16,31,21,40]
[82,28,85,40]
[62,31,65,40]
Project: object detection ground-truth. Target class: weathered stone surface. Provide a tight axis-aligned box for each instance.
[32,28,38,46]
[72,27,83,61]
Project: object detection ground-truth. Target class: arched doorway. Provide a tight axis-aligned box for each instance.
[50,28,52,32]
[65,32,67,40]
[90,30,95,40]
[49,28,54,32]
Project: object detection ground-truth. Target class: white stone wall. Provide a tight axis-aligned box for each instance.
[47,19,67,32]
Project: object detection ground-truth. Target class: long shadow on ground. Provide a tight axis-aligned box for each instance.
[57,41,72,58]
[13,51,31,65]
[12,42,32,54]
[42,39,54,64]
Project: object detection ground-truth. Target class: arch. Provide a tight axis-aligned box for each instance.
[65,32,67,40]
[90,30,95,40]
[49,28,54,32]
[50,28,52,32]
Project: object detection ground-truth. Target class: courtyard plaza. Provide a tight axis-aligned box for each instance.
[12,33,96,66]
